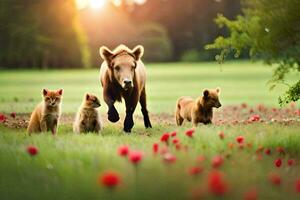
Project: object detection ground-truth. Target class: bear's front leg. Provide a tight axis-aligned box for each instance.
[104,91,120,123]
[108,106,119,123]
[123,96,138,133]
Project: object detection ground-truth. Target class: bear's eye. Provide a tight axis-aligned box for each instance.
[115,66,120,71]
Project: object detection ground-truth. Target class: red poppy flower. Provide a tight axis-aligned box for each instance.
[170,131,177,137]
[99,171,121,188]
[172,138,180,144]
[197,155,206,163]
[208,171,228,196]
[295,179,300,193]
[128,151,143,165]
[276,147,285,154]
[188,166,203,176]
[152,143,159,154]
[264,148,271,155]
[185,129,195,137]
[236,136,244,144]
[248,115,260,122]
[0,114,7,123]
[274,158,282,168]
[10,112,16,118]
[163,153,176,164]
[268,173,281,185]
[26,145,38,156]
[218,132,225,139]
[287,159,295,166]
[117,145,129,157]
[211,155,224,168]
[160,133,170,143]
[160,145,169,155]
[244,188,257,200]
[175,143,181,151]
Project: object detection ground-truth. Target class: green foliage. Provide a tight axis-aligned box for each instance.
[205,0,300,106]
[0,0,90,68]
[138,23,173,62]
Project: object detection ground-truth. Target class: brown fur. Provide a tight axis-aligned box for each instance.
[27,89,63,135]
[175,88,222,126]
[99,44,152,132]
[73,94,102,134]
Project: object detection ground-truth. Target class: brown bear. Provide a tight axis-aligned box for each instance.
[99,44,152,133]
[175,87,222,126]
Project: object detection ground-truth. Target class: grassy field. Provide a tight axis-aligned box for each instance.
[0,61,300,200]
[0,61,298,114]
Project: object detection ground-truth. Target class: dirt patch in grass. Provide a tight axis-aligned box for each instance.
[1,103,300,130]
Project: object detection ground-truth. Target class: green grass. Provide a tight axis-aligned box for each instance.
[0,61,298,114]
[0,61,300,200]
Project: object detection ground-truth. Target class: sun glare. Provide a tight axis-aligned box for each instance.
[76,0,106,10]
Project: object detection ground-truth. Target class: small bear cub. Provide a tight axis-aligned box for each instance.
[175,87,222,126]
[27,89,63,135]
[73,93,102,134]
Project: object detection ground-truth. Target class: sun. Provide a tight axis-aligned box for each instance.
[75,0,106,10]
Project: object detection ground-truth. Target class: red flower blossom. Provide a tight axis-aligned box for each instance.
[264,148,271,155]
[268,173,281,186]
[26,145,38,156]
[288,159,295,166]
[117,145,129,157]
[188,166,203,176]
[163,153,176,164]
[170,131,177,137]
[175,143,181,151]
[218,132,225,139]
[0,114,7,123]
[276,147,285,154]
[248,115,260,122]
[185,129,195,137]
[172,138,180,144]
[99,171,121,188]
[236,136,244,144]
[160,146,169,154]
[211,155,224,168]
[295,179,300,193]
[197,155,206,163]
[128,151,143,165]
[152,143,159,154]
[244,188,257,200]
[208,171,228,196]
[160,133,170,143]
[274,158,282,168]
[10,112,16,118]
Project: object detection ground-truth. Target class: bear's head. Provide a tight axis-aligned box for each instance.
[99,45,144,90]
[202,87,222,108]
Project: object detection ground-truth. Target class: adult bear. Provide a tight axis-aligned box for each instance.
[99,44,152,133]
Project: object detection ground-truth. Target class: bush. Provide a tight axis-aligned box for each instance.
[206,0,300,105]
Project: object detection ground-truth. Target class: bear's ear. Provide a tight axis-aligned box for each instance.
[216,87,221,95]
[57,89,63,96]
[132,45,144,60]
[42,89,48,96]
[85,93,90,101]
[203,89,209,98]
[99,46,114,64]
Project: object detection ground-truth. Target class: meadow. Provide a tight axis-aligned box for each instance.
[0,61,300,200]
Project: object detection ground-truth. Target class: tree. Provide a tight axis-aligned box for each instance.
[206,0,300,105]
[0,0,90,68]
